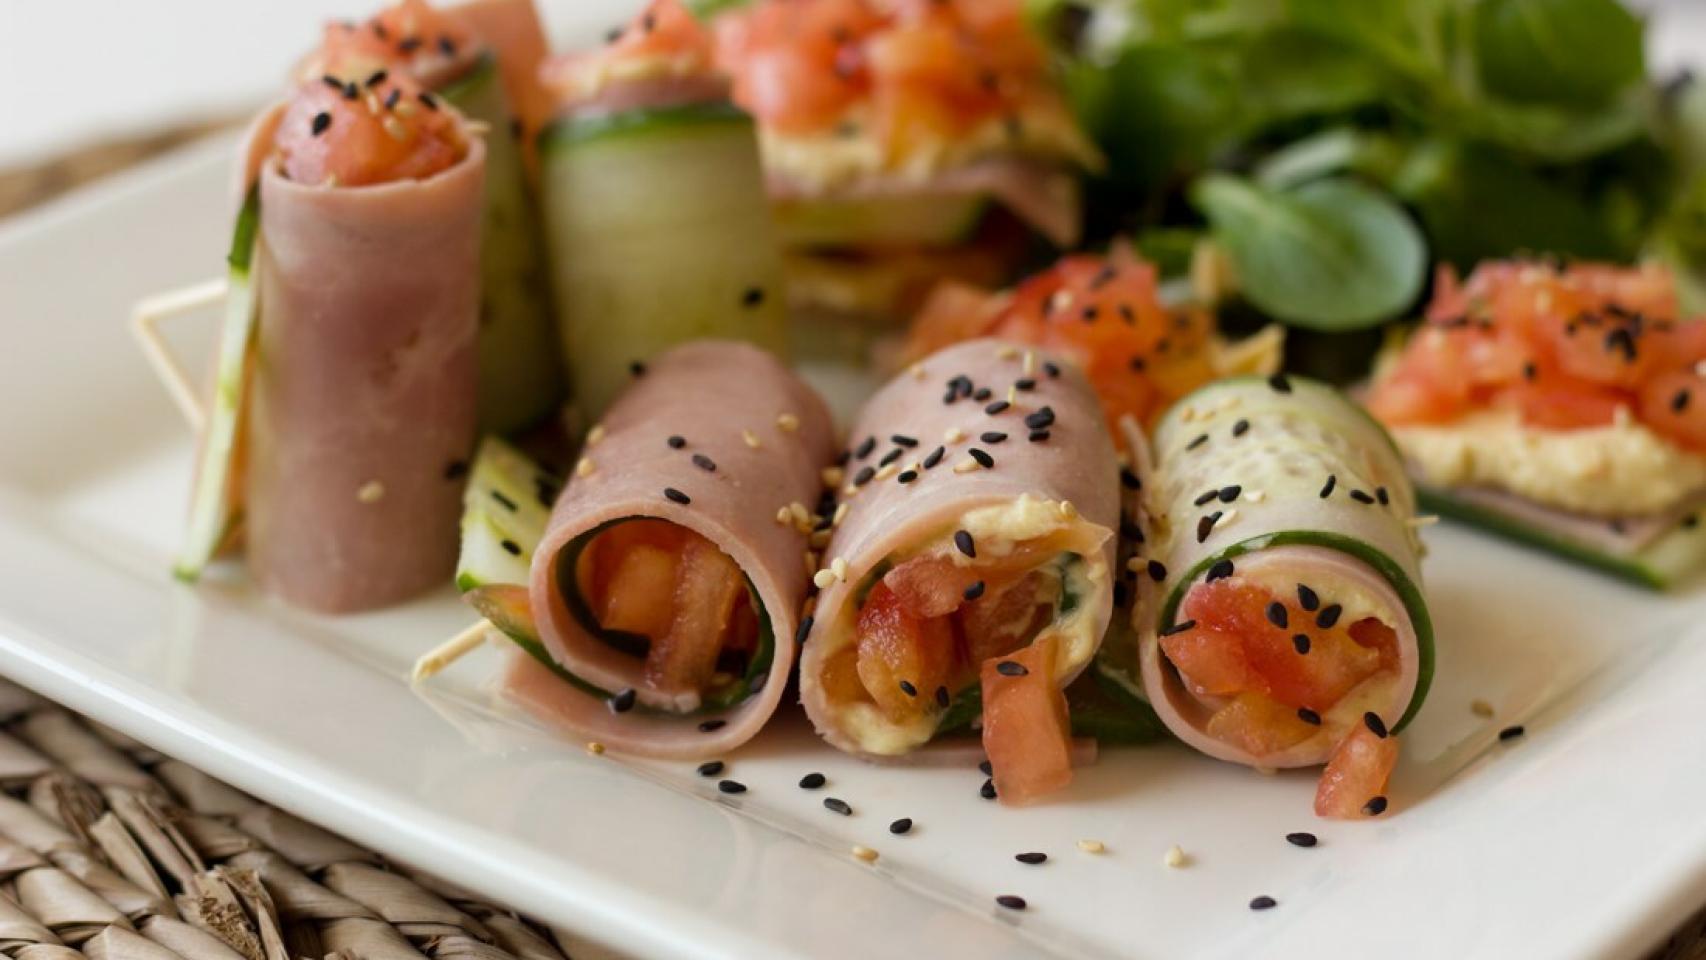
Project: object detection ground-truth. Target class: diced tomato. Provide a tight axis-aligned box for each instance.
[1508,383,1624,430]
[855,581,957,723]
[274,73,466,187]
[981,633,1073,805]
[539,0,716,108]
[905,281,1009,359]
[1347,618,1401,673]
[599,543,678,637]
[821,644,874,705]
[316,0,477,77]
[959,569,1057,665]
[735,46,862,135]
[602,0,709,61]
[645,535,745,694]
[1159,624,1257,697]
[1204,693,1320,757]
[883,553,984,618]
[1639,368,1706,451]
[1314,723,1400,819]
[1365,368,1469,426]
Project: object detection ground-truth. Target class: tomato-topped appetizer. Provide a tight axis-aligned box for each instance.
[1132,376,1432,819]
[711,0,1105,336]
[1366,260,1706,587]
[275,71,468,187]
[903,244,1284,436]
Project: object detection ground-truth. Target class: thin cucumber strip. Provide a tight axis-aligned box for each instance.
[454,435,560,592]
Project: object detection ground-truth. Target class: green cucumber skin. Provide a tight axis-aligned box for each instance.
[540,101,788,421]
[1418,486,1706,590]
[442,55,564,436]
[175,188,262,582]
[454,435,558,592]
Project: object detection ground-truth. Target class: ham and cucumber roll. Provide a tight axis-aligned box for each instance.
[1367,260,1706,588]
[460,341,833,758]
[1131,375,1433,818]
[309,0,561,435]
[799,339,1119,804]
[538,1,788,422]
[215,74,485,612]
[711,0,1104,346]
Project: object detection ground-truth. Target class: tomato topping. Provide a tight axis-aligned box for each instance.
[646,533,746,694]
[981,633,1073,804]
[599,543,680,638]
[905,246,1218,432]
[316,0,478,78]
[1368,259,1706,451]
[855,581,957,723]
[1204,693,1320,757]
[1639,368,1706,450]
[540,0,716,107]
[1159,623,1258,697]
[1313,723,1400,819]
[275,73,466,187]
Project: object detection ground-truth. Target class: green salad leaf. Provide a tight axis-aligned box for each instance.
[1471,0,1644,108]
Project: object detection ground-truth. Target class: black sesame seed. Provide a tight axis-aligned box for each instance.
[691,453,716,472]
[898,679,918,697]
[1114,582,1130,608]
[799,772,826,789]
[491,490,518,511]
[974,387,993,402]
[1044,361,1061,378]
[996,660,1027,677]
[854,466,876,486]
[741,287,765,308]
[1297,584,1319,611]
[443,459,469,480]
[979,760,993,775]
[500,539,521,557]
[1363,795,1389,816]
[383,87,401,110]
[1499,724,1526,741]
[1187,433,1210,451]
[717,779,746,794]
[1015,852,1048,865]
[969,447,995,469]
[1286,832,1317,848]
[985,400,1011,415]
[438,34,457,55]
[1292,634,1311,655]
[1015,378,1036,391]
[1250,896,1278,911]
[1523,362,1538,381]
[1120,469,1142,490]
[1364,712,1388,738]
[418,90,439,110]
[608,688,637,713]
[923,446,945,469]
[1376,486,1390,505]
[1148,560,1168,582]
[1320,475,1337,498]
[1130,356,1146,372]
[1232,419,1250,437]
[1207,559,1234,581]
[936,685,951,708]
[1687,514,1701,530]
[1028,430,1051,442]
[1266,602,1288,629]
[365,68,388,87]
[310,111,332,136]
[824,797,853,816]
[401,35,425,53]
[630,360,647,376]
[664,487,691,505]
[954,529,977,558]
[1081,305,1099,322]
[1161,619,1197,636]
[1025,407,1056,429]
[698,719,726,732]
[880,447,904,467]
[897,470,918,484]
[1220,485,1242,503]
[1196,511,1222,543]
[981,778,998,800]
[1674,389,1692,413]
[667,435,686,449]
[795,615,814,647]
[342,81,359,100]
[964,580,986,601]
[1316,604,1343,629]
[980,431,1009,444]
[1120,517,1146,541]
[321,74,344,91]
[697,761,724,777]
[1350,489,1375,504]
[856,436,877,459]
[1268,373,1293,394]
[1194,489,1220,507]
[1298,707,1322,725]
[891,434,918,447]
[890,818,913,835]
[996,895,1026,911]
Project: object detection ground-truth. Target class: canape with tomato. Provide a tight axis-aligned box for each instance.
[1131,376,1433,819]
[537,0,789,422]
[711,0,1105,348]
[304,0,562,435]
[799,339,1119,804]
[1366,260,1706,588]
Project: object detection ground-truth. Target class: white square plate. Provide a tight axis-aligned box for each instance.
[6,28,1706,960]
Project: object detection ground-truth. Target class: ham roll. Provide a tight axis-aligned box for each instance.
[799,339,1119,804]
[242,75,485,612]
[521,341,834,758]
[1131,375,1435,819]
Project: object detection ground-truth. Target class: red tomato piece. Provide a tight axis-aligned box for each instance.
[1314,724,1400,819]
[1638,368,1706,452]
[1204,692,1320,757]
[981,633,1073,804]
[856,581,957,723]
[644,534,744,695]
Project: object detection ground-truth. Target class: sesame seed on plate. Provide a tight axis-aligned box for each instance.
[995,895,1026,911]
[1015,852,1047,865]
[852,845,879,863]
[1077,840,1106,854]
[697,761,724,777]
[1250,896,1278,911]
[890,818,913,835]
[824,797,853,816]
[1499,725,1526,741]
[1286,832,1317,848]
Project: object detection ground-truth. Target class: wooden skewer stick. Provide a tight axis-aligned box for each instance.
[129,276,227,431]
[410,620,492,684]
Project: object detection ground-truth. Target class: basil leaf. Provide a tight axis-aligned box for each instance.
[1191,173,1426,330]
[1457,87,1651,161]
[1068,42,1239,198]
[1235,28,1387,126]
[1472,0,1643,108]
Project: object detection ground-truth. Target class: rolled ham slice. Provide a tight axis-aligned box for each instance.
[800,339,1120,759]
[525,341,834,759]
[1130,376,1434,772]
[242,101,486,612]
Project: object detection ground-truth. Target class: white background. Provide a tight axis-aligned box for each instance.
[0,0,1702,170]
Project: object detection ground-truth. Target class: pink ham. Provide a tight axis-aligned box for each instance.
[241,104,485,613]
[525,341,834,760]
[799,338,1119,757]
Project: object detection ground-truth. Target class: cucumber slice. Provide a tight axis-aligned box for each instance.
[174,188,261,582]
[1418,485,1706,590]
[440,54,563,435]
[774,194,989,249]
[455,435,561,592]
[539,102,789,421]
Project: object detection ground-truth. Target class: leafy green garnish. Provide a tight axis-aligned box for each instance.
[1471,0,1643,108]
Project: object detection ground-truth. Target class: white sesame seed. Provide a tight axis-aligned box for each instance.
[1471,699,1495,718]
[777,412,800,432]
[1058,500,1078,519]
[383,116,408,141]
[1245,489,1266,504]
[1022,351,1036,375]
[1125,557,1146,573]
[831,556,849,581]
[576,457,595,478]
[874,462,899,482]
[953,458,981,474]
[586,741,606,756]
[809,529,832,549]
[996,345,1019,360]
[365,92,382,114]
[1007,384,1017,404]
[1218,508,1238,527]
[743,429,761,449]
[852,845,879,863]
[944,427,966,443]
[775,506,792,525]
[1077,839,1106,854]
[909,363,927,381]
[832,502,850,526]
[789,501,811,526]
[803,551,818,577]
[356,480,385,503]
[1163,845,1187,868]
[586,424,606,446]
[1406,514,1440,528]
[813,569,836,589]
[822,466,845,488]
